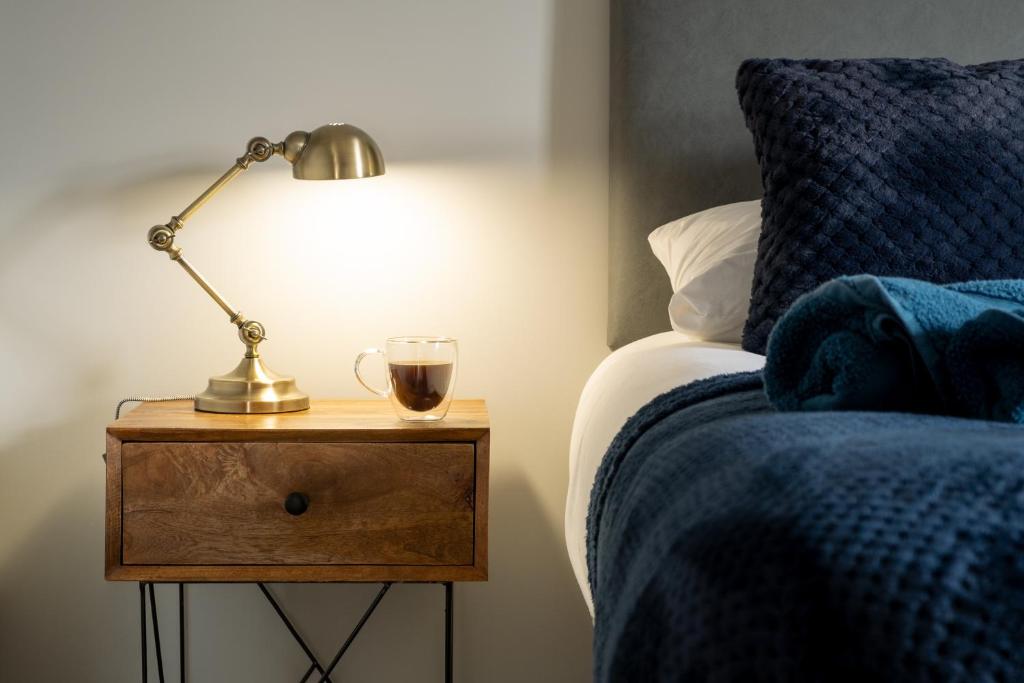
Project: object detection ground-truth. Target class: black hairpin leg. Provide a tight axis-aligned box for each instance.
[178,584,186,683]
[148,583,167,683]
[298,663,319,683]
[315,583,392,683]
[140,584,147,683]
[139,583,184,683]
[444,582,453,683]
[257,583,334,683]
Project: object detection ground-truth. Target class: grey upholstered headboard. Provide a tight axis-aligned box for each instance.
[608,0,1024,349]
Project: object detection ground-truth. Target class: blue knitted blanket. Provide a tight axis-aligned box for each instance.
[587,371,1024,681]
[765,275,1024,422]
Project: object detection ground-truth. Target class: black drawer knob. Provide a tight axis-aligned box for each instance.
[284,492,310,516]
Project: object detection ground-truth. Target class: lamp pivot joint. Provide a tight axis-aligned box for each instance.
[238,319,267,346]
[147,224,180,257]
[237,136,276,169]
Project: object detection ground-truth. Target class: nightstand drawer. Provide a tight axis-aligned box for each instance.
[121,441,476,566]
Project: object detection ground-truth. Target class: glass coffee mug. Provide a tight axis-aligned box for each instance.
[354,336,458,421]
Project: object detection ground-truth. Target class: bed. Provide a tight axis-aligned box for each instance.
[572,1,1024,680]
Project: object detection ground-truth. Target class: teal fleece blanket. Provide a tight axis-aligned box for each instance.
[764,275,1024,422]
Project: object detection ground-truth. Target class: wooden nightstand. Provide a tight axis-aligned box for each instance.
[105,399,488,682]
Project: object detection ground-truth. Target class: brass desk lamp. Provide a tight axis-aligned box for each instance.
[146,123,385,414]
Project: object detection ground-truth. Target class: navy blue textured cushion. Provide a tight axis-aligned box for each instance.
[737,58,1024,354]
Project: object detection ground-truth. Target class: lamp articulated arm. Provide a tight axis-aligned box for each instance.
[146,136,291,358]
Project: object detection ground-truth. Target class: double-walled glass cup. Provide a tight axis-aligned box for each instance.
[354,336,458,421]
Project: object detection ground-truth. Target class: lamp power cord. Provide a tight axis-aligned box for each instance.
[114,394,196,420]
[101,394,196,462]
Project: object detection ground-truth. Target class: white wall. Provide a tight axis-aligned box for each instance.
[0,1,608,680]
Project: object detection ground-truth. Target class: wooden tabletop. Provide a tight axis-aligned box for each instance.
[108,399,489,443]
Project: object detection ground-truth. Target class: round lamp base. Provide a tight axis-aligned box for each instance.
[195,355,309,414]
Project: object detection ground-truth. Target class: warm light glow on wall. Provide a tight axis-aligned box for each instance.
[272,166,457,279]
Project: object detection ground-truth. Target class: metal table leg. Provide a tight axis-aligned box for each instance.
[140,583,147,683]
[258,583,334,683]
[178,584,186,683]
[140,581,449,681]
[139,583,185,683]
[148,583,166,683]
[315,583,392,683]
[445,582,453,683]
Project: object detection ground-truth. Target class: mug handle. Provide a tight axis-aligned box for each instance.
[354,348,390,397]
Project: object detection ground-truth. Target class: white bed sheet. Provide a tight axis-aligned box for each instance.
[565,331,765,614]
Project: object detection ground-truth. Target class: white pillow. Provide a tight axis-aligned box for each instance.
[648,200,761,342]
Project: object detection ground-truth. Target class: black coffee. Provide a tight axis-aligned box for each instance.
[388,360,454,412]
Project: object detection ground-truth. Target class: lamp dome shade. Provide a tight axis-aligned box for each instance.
[284,123,385,180]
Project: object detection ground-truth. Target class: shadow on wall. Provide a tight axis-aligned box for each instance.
[0,395,141,681]
[0,163,231,392]
[459,470,593,678]
[2,162,228,264]
[547,0,609,174]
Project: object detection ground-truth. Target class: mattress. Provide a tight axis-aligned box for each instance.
[565,332,764,613]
